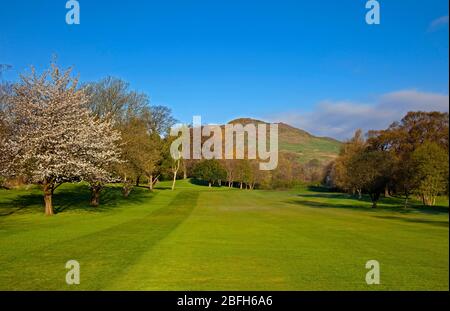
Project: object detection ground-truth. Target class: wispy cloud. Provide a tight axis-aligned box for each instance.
[269,90,449,140]
[428,15,449,32]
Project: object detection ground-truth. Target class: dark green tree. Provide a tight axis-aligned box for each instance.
[193,159,227,187]
[411,142,449,206]
[347,150,394,208]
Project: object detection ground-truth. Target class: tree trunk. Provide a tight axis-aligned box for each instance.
[148,174,153,191]
[182,160,187,179]
[208,182,212,188]
[357,189,362,200]
[90,186,102,207]
[136,176,140,187]
[122,178,132,197]
[122,186,132,197]
[370,192,380,208]
[404,192,409,208]
[423,195,435,206]
[384,186,390,197]
[240,182,243,189]
[171,171,177,190]
[43,181,54,216]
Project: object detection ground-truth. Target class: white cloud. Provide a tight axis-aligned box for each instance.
[428,15,449,32]
[270,90,449,140]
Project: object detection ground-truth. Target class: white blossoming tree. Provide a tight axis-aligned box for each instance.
[0,64,122,215]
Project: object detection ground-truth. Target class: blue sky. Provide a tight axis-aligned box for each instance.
[1,0,448,139]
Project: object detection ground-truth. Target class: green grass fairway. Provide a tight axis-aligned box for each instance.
[0,180,448,290]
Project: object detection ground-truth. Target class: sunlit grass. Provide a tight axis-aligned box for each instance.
[0,180,448,290]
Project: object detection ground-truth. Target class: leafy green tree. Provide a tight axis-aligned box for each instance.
[116,117,151,196]
[347,149,394,208]
[86,76,175,196]
[0,64,121,214]
[332,129,366,198]
[235,160,253,189]
[393,156,419,207]
[411,142,449,206]
[193,159,227,187]
[367,111,449,204]
[270,152,303,189]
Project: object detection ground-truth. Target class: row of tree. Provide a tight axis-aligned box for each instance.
[190,151,306,190]
[1,62,321,215]
[0,63,179,215]
[1,63,447,213]
[328,111,449,207]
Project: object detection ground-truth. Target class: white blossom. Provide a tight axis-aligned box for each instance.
[0,64,122,187]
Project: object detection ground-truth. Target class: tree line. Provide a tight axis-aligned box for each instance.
[0,63,180,215]
[0,63,309,215]
[1,63,448,214]
[327,111,449,208]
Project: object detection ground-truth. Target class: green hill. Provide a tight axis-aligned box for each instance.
[228,118,342,165]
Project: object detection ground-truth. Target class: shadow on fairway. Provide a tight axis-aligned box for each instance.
[189,178,217,187]
[373,215,449,227]
[289,193,449,216]
[0,184,152,216]
[0,190,199,290]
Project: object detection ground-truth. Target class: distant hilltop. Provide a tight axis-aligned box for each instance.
[227,118,342,165]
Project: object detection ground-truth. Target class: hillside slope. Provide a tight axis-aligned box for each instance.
[228,118,341,164]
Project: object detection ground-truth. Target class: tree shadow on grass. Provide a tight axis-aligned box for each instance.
[153,185,173,190]
[0,184,152,216]
[304,186,448,214]
[288,193,449,216]
[372,215,449,227]
[189,178,208,187]
[189,178,224,188]
[307,185,336,193]
[0,190,199,290]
